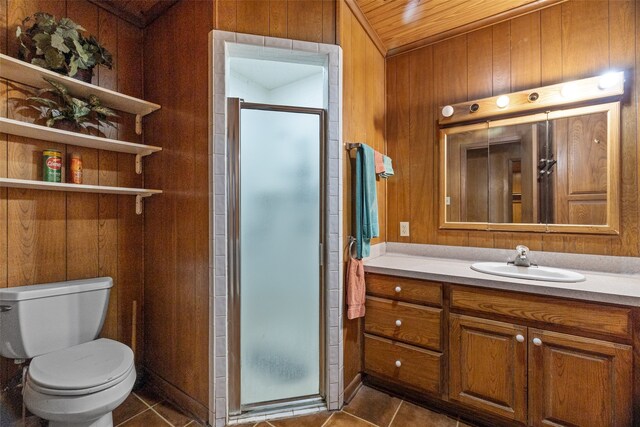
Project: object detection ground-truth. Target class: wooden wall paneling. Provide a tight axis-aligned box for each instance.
[0,0,7,291]
[385,56,398,242]
[466,27,493,100]
[143,0,212,409]
[116,18,145,365]
[340,0,387,395]
[387,53,410,243]
[288,0,323,42]
[341,0,352,252]
[385,0,637,256]
[539,4,565,253]
[215,0,236,32]
[637,0,640,258]
[345,3,366,391]
[0,0,7,389]
[97,7,120,343]
[372,36,385,243]
[65,0,100,282]
[171,0,198,400]
[432,36,469,247]
[339,1,360,389]
[609,0,637,257]
[322,0,336,44]
[561,1,609,81]
[7,0,67,288]
[559,1,611,256]
[192,0,212,402]
[365,34,385,244]
[144,0,173,386]
[237,0,269,36]
[491,21,511,95]
[466,27,493,248]
[0,0,147,390]
[269,0,287,38]
[540,5,562,85]
[510,12,541,92]
[409,46,434,244]
[215,0,335,43]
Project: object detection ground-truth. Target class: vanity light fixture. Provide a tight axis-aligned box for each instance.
[496,95,509,109]
[442,105,454,117]
[598,72,621,90]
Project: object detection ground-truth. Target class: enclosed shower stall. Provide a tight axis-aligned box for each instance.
[209,37,343,423]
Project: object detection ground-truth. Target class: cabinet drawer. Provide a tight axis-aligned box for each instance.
[450,286,632,339]
[366,274,442,306]
[364,334,442,394]
[365,297,442,351]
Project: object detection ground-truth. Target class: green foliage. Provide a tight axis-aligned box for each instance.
[27,77,118,129]
[17,12,113,78]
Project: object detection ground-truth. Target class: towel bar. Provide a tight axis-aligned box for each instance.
[347,236,357,260]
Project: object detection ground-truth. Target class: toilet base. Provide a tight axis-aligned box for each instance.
[49,412,113,427]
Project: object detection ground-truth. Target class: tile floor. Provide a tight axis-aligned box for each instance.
[238,386,472,427]
[0,382,202,427]
[1,383,472,427]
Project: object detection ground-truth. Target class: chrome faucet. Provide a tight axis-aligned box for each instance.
[512,245,531,267]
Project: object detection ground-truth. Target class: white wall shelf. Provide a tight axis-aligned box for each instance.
[0,53,160,134]
[0,117,161,174]
[0,178,162,214]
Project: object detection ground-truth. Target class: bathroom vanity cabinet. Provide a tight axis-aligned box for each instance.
[363,273,635,427]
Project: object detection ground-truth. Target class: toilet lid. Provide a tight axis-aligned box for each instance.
[29,338,134,394]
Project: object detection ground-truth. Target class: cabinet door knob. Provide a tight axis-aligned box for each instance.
[516,334,525,343]
[394,286,402,293]
[395,319,402,327]
[532,337,543,346]
[395,360,402,368]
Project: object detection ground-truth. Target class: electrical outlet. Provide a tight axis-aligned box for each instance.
[400,222,410,237]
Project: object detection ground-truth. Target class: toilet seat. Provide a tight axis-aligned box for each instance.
[28,338,134,396]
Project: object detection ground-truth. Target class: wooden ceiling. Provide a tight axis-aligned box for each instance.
[87,0,179,28]
[350,0,565,55]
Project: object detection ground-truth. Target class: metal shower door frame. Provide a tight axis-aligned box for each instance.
[226,98,327,415]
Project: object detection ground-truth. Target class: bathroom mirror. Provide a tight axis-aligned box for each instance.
[440,102,620,234]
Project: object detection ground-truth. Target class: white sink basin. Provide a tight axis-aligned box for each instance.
[471,262,585,283]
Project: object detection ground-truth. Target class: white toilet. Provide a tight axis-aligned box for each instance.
[0,277,136,427]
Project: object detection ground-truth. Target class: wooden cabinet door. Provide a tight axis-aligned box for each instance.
[528,329,633,427]
[449,314,527,423]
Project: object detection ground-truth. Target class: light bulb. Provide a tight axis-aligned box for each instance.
[560,83,578,99]
[598,72,621,90]
[441,105,454,117]
[496,95,509,109]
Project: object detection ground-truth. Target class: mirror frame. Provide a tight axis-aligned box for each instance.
[439,102,620,234]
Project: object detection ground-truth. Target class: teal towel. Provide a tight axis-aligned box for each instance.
[356,144,379,259]
[380,155,394,178]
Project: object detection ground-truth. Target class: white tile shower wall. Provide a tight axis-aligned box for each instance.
[210,30,344,427]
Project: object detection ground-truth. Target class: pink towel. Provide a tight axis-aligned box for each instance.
[374,150,385,174]
[346,257,366,319]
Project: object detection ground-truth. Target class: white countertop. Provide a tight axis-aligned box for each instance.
[364,252,640,307]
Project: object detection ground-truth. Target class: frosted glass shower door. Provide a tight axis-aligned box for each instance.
[229,99,325,410]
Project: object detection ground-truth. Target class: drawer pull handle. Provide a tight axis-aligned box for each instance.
[394,286,402,293]
[395,360,402,368]
[395,319,402,327]
[533,337,543,346]
[516,334,525,343]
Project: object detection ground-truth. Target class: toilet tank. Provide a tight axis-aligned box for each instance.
[0,277,113,359]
